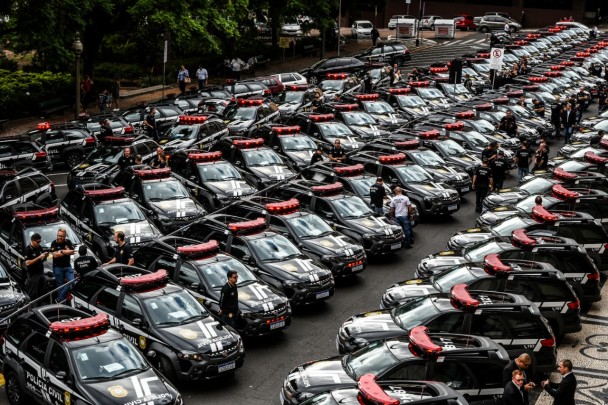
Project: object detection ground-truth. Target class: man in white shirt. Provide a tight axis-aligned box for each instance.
[196,65,208,90]
[389,187,413,248]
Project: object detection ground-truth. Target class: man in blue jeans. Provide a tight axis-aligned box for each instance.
[50,228,75,303]
[389,187,413,249]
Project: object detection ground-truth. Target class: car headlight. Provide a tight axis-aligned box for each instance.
[362,233,374,241]
[284,280,305,289]
[177,351,203,361]
[157,214,172,222]
[321,254,334,262]
[240,311,258,320]
[424,196,440,203]
[237,339,245,354]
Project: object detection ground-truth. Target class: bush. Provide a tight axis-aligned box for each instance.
[0,70,72,118]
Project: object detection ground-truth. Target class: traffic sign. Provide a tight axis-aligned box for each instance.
[279,37,292,48]
[489,47,504,70]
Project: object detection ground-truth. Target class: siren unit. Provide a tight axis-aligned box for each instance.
[387,87,411,94]
[474,102,493,111]
[408,326,442,359]
[378,153,406,165]
[483,254,512,276]
[228,217,267,235]
[551,184,580,200]
[418,130,441,139]
[272,126,301,135]
[187,151,223,163]
[119,269,169,291]
[133,167,172,179]
[264,199,300,215]
[82,186,125,200]
[326,73,349,80]
[333,104,359,111]
[285,84,309,92]
[308,113,334,122]
[310,182,344,196]
[531,205,559,223]
[232,138,265,149]
[177,240,220,259]
[553,167,577,181]
[394,139,420,149]
[585,152,608,164]
[354,94,380,101]
[450,284,479,310]
[444,121,465,131]
[357,374,400,405]
[49,313,111,341]
[334,164,364,177]
[13,206,59,222]
[178,115,209,124]
[511,228,565,249]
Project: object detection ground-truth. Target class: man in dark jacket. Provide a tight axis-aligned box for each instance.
[561,103,576,144]
[499,110,518,138]
[219,270,239,328]
[550,96,563,138]
[503,370,527,405]
[502,353,534,404]
[541,359,577,405]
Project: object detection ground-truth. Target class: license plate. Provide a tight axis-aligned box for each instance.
[316,290,330,299]
[460,187,469,193]
[270,320,285,330]
[218,361,236,373]
[448,204,458,211]
[352,264,364,272]
[391,243,401,250]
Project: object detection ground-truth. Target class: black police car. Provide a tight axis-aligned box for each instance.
[381,254,581,339]
[211,136,297,189]
[225,196,368,277]
[0,138,52,172]
[355,42,412,65]
[71,265,245,381]
[342,93,409,130]
[168,150,258,212]
[60,184,162,262]
[320,103,390,140]
[336,284,557,373]
[408,81,450,110]
[0,262,28,329]
[270,180,405,254]
[377,87,431,120]
[253,125,322,171]
[158,114,229,154]
[175,215,336,306]
[222,98,280,136]
[285,112,366,152]
[2,305,182,405]
[482,176,561,212]
[81,113,136,137]
[25,121,96,168]
[273,84,315,116]
[112,166,206,233]
[318,73,362,100]
[299,57,369,85]
[283,326,508,405]
[134,236,292,336]
[414,132,485,176]
[122,104,183,135]
[0,168,57,210]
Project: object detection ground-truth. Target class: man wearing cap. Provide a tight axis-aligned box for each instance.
[369,177,386,216]
[24,233,47,302]
[490,150,507,190]
[329,140,346,163]
[473,158,493,213]
[310,146,324,166]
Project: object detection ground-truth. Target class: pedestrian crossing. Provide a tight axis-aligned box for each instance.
[438,38,489,47]
[408,39,490,68]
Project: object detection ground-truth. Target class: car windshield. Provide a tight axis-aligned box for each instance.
[165,125,198,141]
[395,95,427,108]
[473,63,490,73]
[358,22,373,28]
[331,196,374,219]
[94,201,147,225]
[142,180,190,201]
[350,177,390,198]
[143,290,208,327]
[519,177,554,194]
[225,106,256,121]
[72,338,148,381]
[84,148,123,165]
[595,121,608,131]
[442,84,469,95]
[433,266,478,292]
[506,105,533,118]
[503,53,518,62]
[464,240,504,262]
[311,59,329,69]
[197,162,242,181]
[278,92,305,104]
[195,257,256,289]
[242,149,284,166]
[555,160,589,172]
[342,112,377,125]
[437,140,467,156]
[473,119,497,134]
[492,216,533,236]
[365,102,395,114]
[464,131,490,147]
[319,80,345,92]
[395,165,433,182]
[409,150,445,166]
[393,296,440,330]
[416,88,444,99]
[286,214,333,238]
[281,135,316,151]
[249,234,301,261]
[25,224,82,248]
[318,122,355,137]
[344,342,399,380]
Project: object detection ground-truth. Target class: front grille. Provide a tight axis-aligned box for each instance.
[307,276,332,288]
[208,345,238,359]
[262,304,287,317]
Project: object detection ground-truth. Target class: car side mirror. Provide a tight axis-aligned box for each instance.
[243,255,255,265]
[82,218,90,225]
[326,213,335,220]
[131,318,143,327]
[56,371,67,381]
[235,161,243,166]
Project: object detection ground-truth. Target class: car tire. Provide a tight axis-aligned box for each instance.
[510,25,518,32]
[6,370,29,405]
[156,355,177,383]
[430,24,435,30]
[412,201,424,220]
[65,151,84,168]
[480,26,489,33]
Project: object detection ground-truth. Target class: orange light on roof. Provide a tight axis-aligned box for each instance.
[378,153,406,164]
[14,207,59,221]
[285,84,309,92]
[387,87,411,94]
[418,130,441,139]
[237,99,264,106]
[357,374,399,405]
[576,51,591,57]
[450,284,479,310]
[552,184,580,200]
[544,71,562,78]
[104,136,135,143]
[228,217,267,234]
[120,269,169,290]
[529,77,549,83]
[37,122,51,130]
[532,205,559,223]
[474,103,493,111]
[178,115,209,124]
[354,93,380,101]
[409,80,430,87]
[265,198,300,214]
[310,182,344,196]
[429,66,448,73]
[272,126,301,135]
[177,240,220,258]
[49,313,110,341]
[326,73,349,80]
[333,104,359,111]
[334,164,364,176]
[560,61,575,66]
[408,325,442,359]
[233,138,265,149]
[309,113,334,122]
[584,151,608,164]
[514,40,529,46]
[553,167,577,181]
[527,33,541,39]
[188,151,223,162]
[483,254,512,276]
[550,65,565,71]
[454,110,475,119]
[444,121,465,130]
[522,85,539,91]
[491,97,509,105]
[83,186,125,199]
[478,52,490,58]
[133,168,172,179]
[394,139,420,149]
[511,228,536,249]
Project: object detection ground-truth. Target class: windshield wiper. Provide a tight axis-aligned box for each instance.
[179,314,204,324]
[156,320,181,327]
[110,367,147,379]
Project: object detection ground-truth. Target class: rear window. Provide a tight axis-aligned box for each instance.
[503,313,546,338]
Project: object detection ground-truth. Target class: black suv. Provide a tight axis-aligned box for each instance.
[112,166,206,233]
[222,98,281,136]
[355,42,412,65]
[252,125,321,171]
[168,150,258,212]
[0,261,28,329]
[0,168,57,210]
[134,236,292,336]
[2,305,182,405]
[319,102,390,140]
[285,112,365,152]
[270,180,405,254]
[59,183,162,261]
[70,265,245,382]
[341,93,409,130]
[377,87,432,120]
[80,113,135,137]
[0,138,52,171]
[175,214,335,306]
[283,327,507,404]
[158,113,229,154]
[336,285,557,373]
[224,80,272,99]
[299,57,369,85]
[25,121,96,168]
[122,104,183,135]
[415,132,486,175]
[382,255,581,339]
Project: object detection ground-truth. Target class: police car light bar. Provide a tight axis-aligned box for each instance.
[177,240,220,258]
[120,269,169,290]
[188,151,223,162]
[265,198,300,214]
[529,77,549,83]
[474,103,494,111]
[228,217,267,234]
[550,65,565,71]
[285,84,308,92]
[584,152,608,164]
[104,136,135,143]
[434,77,449,83]
[387,87,411,94]
[552,184,580,200]
[83,186,125,199]
[311,182,344,196]
[309,113,334,122]
[233,138,265,149]
[560,61,575,66]
[527,33,541,39]
[514,40,528,46]
[450,284,480,310]
[553,167,577,181]
[237,99,264,106]
[37,122,51,130]
[532,205,559,223]
[394,139,420,149]
[522,85,540,91]
[378,153,406,164]
[14,206,59,221]
[478,52,490,58]
[354,93,380,101]
[543,71,562,78]
[408,81,430,87]
[123,126,134,134]
[0,169,17,179]
[429,66,449,73]
[272,126,301,135]
[511,228,536,248]
[333,104,359,111]
[506,90,524,98]
[133,167,172,179]
[418,130,441,139]
[326,73,349,80]
[357,374,400,405]
[548,28,561,33]
[491,97,509,105]
[599,41,608,46]
[178,115,209,124]
[576,52,591,57]
[49,313,110,341]
[334,164,364,176]
[454,110,475,119]
[408,325,442,359]
[444,121,465,131]
[483,254,512,276]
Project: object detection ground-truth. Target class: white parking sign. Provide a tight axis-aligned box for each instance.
[489,48,504,70]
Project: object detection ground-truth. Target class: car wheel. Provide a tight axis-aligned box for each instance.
[309,76,318,85]
[65,151,84,168]
[430,24,435,30]
[511,25,518,32]
[480,26,489,33]
[412,201,424,220]
[157,355,177,383]
[6,371,29,405]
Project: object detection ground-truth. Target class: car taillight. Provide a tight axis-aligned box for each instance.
[567,300,580,310]
[587,272,600,280]
[124,126,134,134]
[264,89,271,95]
[540,337,555,347]
[34,151,47,159]
[85,137,95,144]
[404,49,410,54]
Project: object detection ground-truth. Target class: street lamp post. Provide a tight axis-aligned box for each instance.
[337,0,342,56]
[72,33,83,120]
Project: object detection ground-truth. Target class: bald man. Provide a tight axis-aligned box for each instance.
[389,187,414,248]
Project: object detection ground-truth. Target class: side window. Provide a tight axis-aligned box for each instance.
[96,287,121,313]
[48,342,69,375]
[2,181,18,200]
[153,257,178,278]
[136,250,161,269]
[0,219,13,242]
[18,177,38,195]
[121,295,144,323]
[469,278,500,292]
[30,174,50,188]
[535,281,573,302]
[5,319,32,346]
[502,314,544,339]
[426,313,465,334]
[269,217,288,234]
[385,363,427,380]
[229,239,251,259]
[505,279,538,302]
[24,332,49,365]
[470,313,508,339]
[0,144,12,158]
[9,224,24,251]
[73,282,102,302]
[178,262,200,286]
[465,362,504,388]
[432,363,474,389]
[315,199,334,218]
[561,224,605,244]
[45,132,65,145]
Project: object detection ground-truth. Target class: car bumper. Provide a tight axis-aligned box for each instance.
[177,354,245,381]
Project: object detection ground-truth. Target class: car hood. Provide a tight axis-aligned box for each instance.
[347,124,389,140]
[484,188,528,206]
[410,182,459,198]
[402,106,430,117]
[371,113,408,127]
[156,317,239,354]
[301,233,365,257]
[447,154,482,167]
[418,253,468,275]
[478,207,519,226]
[73,162,114,177]
[106,220,161,241]
[148,198,203,218]
[248,165,296,181]
[284,149,315,166]
[286,357,354,395]
[204,180,257,198]
[237,282,287,311]
[341,310,404,342]
[0,283,27,314]
[343,215,401,236]
[266,256,329,280]
[424,166,470,181]
[449,228,492,249]
[382,280,441,308]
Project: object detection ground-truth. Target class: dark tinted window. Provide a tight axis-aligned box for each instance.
[0,144,12,157]
[73,282,102,302]
[386,363,427,380]
[6,319,31,346]
[30,174,50,187]
[48,342,69,375]
[18,177,38,194]
[15,142,37,153]
[178,262,200,286]
[121,295,144,323]
[2,181,18,200]
[24,332,48,364]
[433,363,474,389]
[426,313,465,333]
[559,224,606,244]
[466,362,504,387]
[503,313,545,338]
[471,313,508,338]
[97,287,120,313]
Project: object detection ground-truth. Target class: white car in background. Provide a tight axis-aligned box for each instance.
[271,72,308,86]
[281,20,303,36]
[388,15,415,29]
[420,15,443,30]
[352,20,374,38]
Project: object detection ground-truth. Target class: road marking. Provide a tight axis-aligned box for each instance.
[475,39,487,44]
[55,184,68,188]
[459,39,476,44]
[47,172,70,176]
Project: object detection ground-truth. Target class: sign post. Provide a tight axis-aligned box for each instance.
[489,47,504,89]
[162,40,168,98]
[279,37,291,62]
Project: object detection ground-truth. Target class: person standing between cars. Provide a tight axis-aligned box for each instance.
[561,103,576,144]
[390,63,401,85]
[541,359,576,405]
[598,86,607,113]
[81,75,94,110]
[363,72,373,93]
[118,146,136,171]
[98,119,113,144]
[481,141,498,164]
[503,370,528,405]
[473,158,493,213]
[51,228,75,303]
[369,177,386,216]
[502,353,535,397]
[105,231,134,266]
[576,87,589,114]
[371,26,380,47]
[97,89,110,114]
[151,147,168,168]
[532,99,545,117]
[504,22,511,36]
[515,141,532,181]
[499,110,518,139]
[74,245,97,277]
[311,91,323,111]
[177,65,190,94]
[521,10,526,28]
[24,233,47,303]
[309,145,324,165]
[550,96,563,138]
[490,150,507,190]
[533,142,549,171]
[196,64,208,90]
[231,58,243,81]
[389,187,413,248]
[329,139,346,162]
[219,270,239,328]
[143,107,158,141]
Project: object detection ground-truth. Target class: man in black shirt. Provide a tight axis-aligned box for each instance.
[515,141,532,182]
[310,146,324,166]
[219,270,239,328]
[532,99,545,117]
[499,110,518,138]
[50,228,75,303]
[481,142,498,164]
[24,233,47,302]
[550,96,563,138]
[105,231,134,266]
[532,142,549,171]
[472,159,493,213]
[143,107,158,141]
[490,150,507,190]
[369,177,386,216]
[74,245,97,276]
[329,140,346,162]
[311,92,323,111]
[98,119,113,143]
[561,103,576,144]
[117,147,136,171]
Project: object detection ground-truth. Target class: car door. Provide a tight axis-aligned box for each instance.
[0,179,20,207]
[21,331,51,402]
[18,176,40,204]
[46,340,79,403]
[0,143,14,168]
